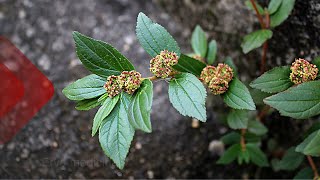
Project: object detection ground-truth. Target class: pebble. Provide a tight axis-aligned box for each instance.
[208,140,224,156]
[135,142,142,150]
[21,149,30,159]
[19,10,26,19]
[7,142,15,150]
[191,118,199,128]
[147,170,154,179]
[38,54,51,71]
[52,141,58,148]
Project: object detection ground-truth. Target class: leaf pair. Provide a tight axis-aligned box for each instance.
[191,25,217,64]
[217,143,269,167]
[97,80,153,169]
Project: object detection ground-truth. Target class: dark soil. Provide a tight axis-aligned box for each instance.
[0,0,319,178]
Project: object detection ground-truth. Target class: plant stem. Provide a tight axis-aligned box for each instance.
[257,106,270,122]
[307,155,319,180]
[260,10,270,74]
[250,0,266,29]
[148,76,158,81]
[240,129,246,151]
[261,42,268,74]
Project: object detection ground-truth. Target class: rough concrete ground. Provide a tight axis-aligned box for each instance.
[0,0,319,178]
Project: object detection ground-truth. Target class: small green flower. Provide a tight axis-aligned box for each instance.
[200,64,233,95]
[118,70,142,94]
[208,77,229,95]
[216,63,233,83]
[290,58,318,84]
[200,66,216,84]
[150,50,179,78]
[104,75,121,98]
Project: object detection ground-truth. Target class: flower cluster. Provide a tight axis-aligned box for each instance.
[150,50,179,78]
[290,58,318,85]
[104,70,142,98]
[200,63,233,95]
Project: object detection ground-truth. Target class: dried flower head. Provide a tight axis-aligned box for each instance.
[104,75,121,98]
[150,50,179,78]
[290,58,318,84]
[200,66,216,84]
[208,77,229,95]
[216,63,234,83]
[118,70,142,94]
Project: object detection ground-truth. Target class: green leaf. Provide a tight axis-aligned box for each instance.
[62,74,106,101]
[312,57,320,78]
[128,79,153,133]
[294,167,314,180]
[224,57,238,77]
[264,81,320,119]
[217,144,241,164]
[238,149,250,165]
[245,0,265,15]
[275,147,304,171]
[248,120,268,136]
[246,143,269,167]
[98,93,109,103]
[223,78,256,110]
[72,32,135,77]
[221,132,241,145]
[136,12,180,57]
[268,0,282,14]
[227,110,249,129]
[99,92,134,169]
[245,132,262,143]
[250,66,293,93]
[191,25,207,58]
[173,54,206,77]
[92,95,120,137]
[305,122,320,138]
[169,73,207,122]
[241,30,273,54]
[270,0,295,28]
[207,40,217,64]
[250,88,271,105]
[75,97,101,111]
[296,130,320,157]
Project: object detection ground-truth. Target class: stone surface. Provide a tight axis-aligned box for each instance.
[0,0,318,178]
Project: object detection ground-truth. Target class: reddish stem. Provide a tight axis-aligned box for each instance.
[260,10,270,74]
[250,0,266,29]
[240,129,246,151]
[307,156,319,180]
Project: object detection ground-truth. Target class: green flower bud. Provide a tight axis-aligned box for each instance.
[118,70,142,94]
[200,66,216,84]
[208,77,229,95]
[290,58,318,84]
[216,63,233,83]
[104,75,121,98]
[150,50,179,78]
